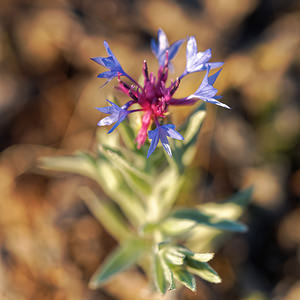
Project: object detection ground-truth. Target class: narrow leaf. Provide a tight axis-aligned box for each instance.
[177,247,214,262]
[153,251,174,294]
[38,152,97,179]
[171,208,247,232]
[173,268,196,291]
[186,258,221,283]
[192,253,215,262]
[164,248,185,266]
[78,187,132,242]
[100,146,152,195]
[89,238,147,289]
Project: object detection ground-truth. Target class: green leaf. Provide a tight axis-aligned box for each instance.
[177,247,214,262]
[78,187,132,242]
[186,258,221,284]
[94,155,146,226]
[173,268,196,291]
[197,187,253,220]
[172,103,207,170]
[227,187,253,207]
[182,104,207,145]
[160,218,196,236]
[118,118,136,150]
[185,188,252,251]
[38,152,97,180]
[171,208,248,232]
[89,238,147,289]
[191,253,214,263]
[153,251,174,294]
[147,167,184,221]
[99,146,152,195]
[163,248,185,266]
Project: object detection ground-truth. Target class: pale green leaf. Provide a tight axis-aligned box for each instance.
[163,248,185,266]
[191,253,215,262]
[99,146,152,195]
[78,187,132,242]
[171,208,248,232]
[173,268,196,291]
[160,218,196,236]
[177,247,215,262]
[153,251,174,294]
[38,152,97,180]
[186,188,253,251]
[186,258,221,284]
[89,239,147,289]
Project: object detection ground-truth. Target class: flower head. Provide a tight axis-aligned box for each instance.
[182,36,223,77]
[92,30,229,157]
[91,41,126,85]
[151,29,184,67]
[96,100,129,133]
[147,124,184,158]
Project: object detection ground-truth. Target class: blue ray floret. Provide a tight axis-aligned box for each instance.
[180,36,223,78]
[187,67,230,109]
[91,41,126,85]
[151,29,184,67]
[96,100,129,133]
[147,124,184,158]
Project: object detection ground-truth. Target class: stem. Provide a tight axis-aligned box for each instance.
[128,109,144,113]
[125,73,142,89]
[179,70,188,80]
[154,117,160,127]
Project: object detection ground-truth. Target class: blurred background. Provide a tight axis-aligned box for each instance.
[0,0,299,299]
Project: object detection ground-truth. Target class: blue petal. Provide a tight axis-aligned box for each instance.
[168,39,184,60]
[152,29,184,67]
[148,127,158,140]
[157,29,169,54]
[165,128,184,140]
[107,111,128,133]
[96,106,114,114]
[97,71,118,79]
[160,133,172,157]
[104,41,114,57]
[147,130,160,158]
[208,68,222,85]
[186,36,198,59]
[183,36,223,76]
[106,99,122,110]
[202,98,231,109]
[205,62,224,70]
[195,49,212,65]
[97,114,118,126]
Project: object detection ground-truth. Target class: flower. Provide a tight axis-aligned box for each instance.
[147,124,184,158]
[181,36,223,78]
[151,29,184,67]
[91,41,126,85]
[187,67,230,109]
[96,100,129,133]
[92,29,229,157]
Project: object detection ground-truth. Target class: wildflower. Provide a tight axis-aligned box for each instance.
[181,36,223,78]
[93,30,229,157]
[187,67,230,109]
[151,28,184,67]
[147,124,184,158]
[96,100,129,133]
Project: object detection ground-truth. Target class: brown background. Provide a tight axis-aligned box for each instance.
[0,0,299,299]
